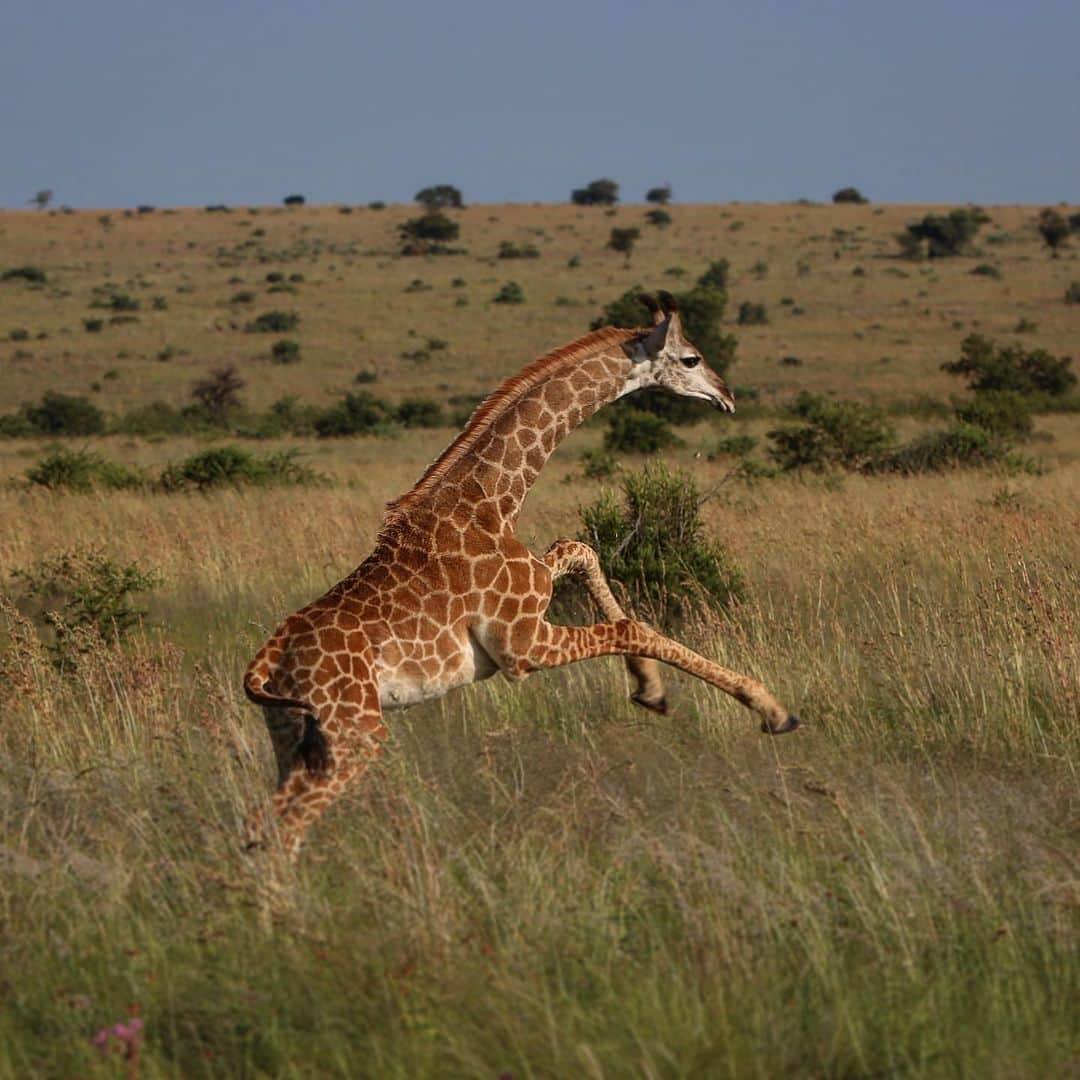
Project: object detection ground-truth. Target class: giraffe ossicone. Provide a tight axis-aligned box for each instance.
[243,293,800,860]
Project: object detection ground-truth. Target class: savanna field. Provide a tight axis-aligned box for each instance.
[0,199,1077,1077]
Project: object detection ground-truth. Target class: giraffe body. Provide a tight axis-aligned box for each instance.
[244,295,799,859]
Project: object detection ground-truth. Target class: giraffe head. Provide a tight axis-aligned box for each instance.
[621,291,735,412]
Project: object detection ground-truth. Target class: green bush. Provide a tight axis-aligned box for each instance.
[2,265,47,284]
[283,194,305,206]
[497,241,540,259]
[645,208,672,228]
[245,310,299,333]
[1036,208,1069,252]
[970,263,1002,279]
[603,410,682,454]
[697,259,730,290]
[737,301,768,326]
[24,392,106,436]
[608,227,640,256]
[941,334,1076,397]
[158,446,322,491]
[26,447,144,492]
[953,391,1034,441]
[713,434,758,457]
[271,339,301,364]
[314,391,394,437]
[83,318,104,333]
[767,392,896,472]
[833,186,869,204]
[395,397,444,428]
[871,423,1008,474]
[115,401,199,437]
[578,464,745,627]
[493,281,525,305]
[898,208,986,258]
[1063,282,1080,305]
[399,211,460,254]
[571,179,619,206]
[645,185,671,205]
[11,549,161,668]
[415,184,464,209]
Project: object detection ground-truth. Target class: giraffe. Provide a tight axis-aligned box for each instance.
[243,292,800,860]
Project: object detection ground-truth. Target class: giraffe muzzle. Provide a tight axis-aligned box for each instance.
[761,713,801,735]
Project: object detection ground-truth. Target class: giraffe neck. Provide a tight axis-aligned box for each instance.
[383,327,641,535]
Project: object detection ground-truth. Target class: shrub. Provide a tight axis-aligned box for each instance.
[83,319,104,333]
[158,446,322,492]
[579,448,619,479]
[2,265,47,284]
[25,392,106,436]
[971,263,1002,279]
[713,434,758,457]
[11,549,160,668]
[399,211,460,254]
[368,200,386,211]
[25,446,144,492]
[415,184,464,209]
[645,185,672,205]
[493,281,525,305]
[245,310,299,333]
[603,409,682,454]
[1036,208,1069,252]
[953,391,1034,441]
[608,227,640,256]
[898,208,985,258]
[871,423,1008,474]
[737,301,768,326]
[191,365,245,425]
[90,288,140,312]
[115,400,197,436]
[577,464,745,627]
[833,186,869,204]
[395,397,444,428]
[571,179,619,206]
[230,290,256,304]
[767,392,896,471]
[498,241,540,259]
[697,259,730,290]
[271,339,301,364]
[1066,282,1080,305]
[9,328,29,342]
[941,334,1076,397]
[644,208,671,228]
[314,391,394,437]
[283,194,305,206]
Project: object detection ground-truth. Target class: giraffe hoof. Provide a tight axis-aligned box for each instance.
[632,692,668,716]
[761,713,800,735]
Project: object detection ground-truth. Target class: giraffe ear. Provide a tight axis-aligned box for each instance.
[640,312,675,358]
[638,293,664,327]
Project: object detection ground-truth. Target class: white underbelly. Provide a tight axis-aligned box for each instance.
[377,630,501,711]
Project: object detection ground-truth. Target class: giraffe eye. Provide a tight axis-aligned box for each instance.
[680,354,701,369]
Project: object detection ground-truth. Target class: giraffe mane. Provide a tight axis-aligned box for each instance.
[381,325,642,529]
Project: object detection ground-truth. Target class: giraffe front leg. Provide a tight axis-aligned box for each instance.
[527,619,800,735]
[542,539,668,714]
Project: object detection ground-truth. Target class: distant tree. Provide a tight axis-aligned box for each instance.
[30,189,53,211]
[608,227,640,257]
[191,364,245,425]
[645,185,672,205]
[571,178,619,206]
[415,184,464,209]
[833,186,869,205]
[1036,208,1069,253]
[898,208,987,258]
[399,211,460,255]
[283,194,306,206]
[697,259,730,290]
[645,208,672,228]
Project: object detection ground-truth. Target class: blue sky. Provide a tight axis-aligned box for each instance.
[2,0,1077,209]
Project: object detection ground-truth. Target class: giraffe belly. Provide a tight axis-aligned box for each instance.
[376,631,500,711]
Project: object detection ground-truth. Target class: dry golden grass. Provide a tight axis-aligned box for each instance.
[1,201,1078,414]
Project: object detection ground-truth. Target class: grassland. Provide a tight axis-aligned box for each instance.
[0,201,1077,1077]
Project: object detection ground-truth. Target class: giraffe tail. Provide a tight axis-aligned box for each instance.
[243,658,308,712]
[243,660,332,775]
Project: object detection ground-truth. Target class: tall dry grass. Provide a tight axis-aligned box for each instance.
[1,456,1076,1076]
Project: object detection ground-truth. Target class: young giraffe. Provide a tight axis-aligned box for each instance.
[244,292,800,859]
